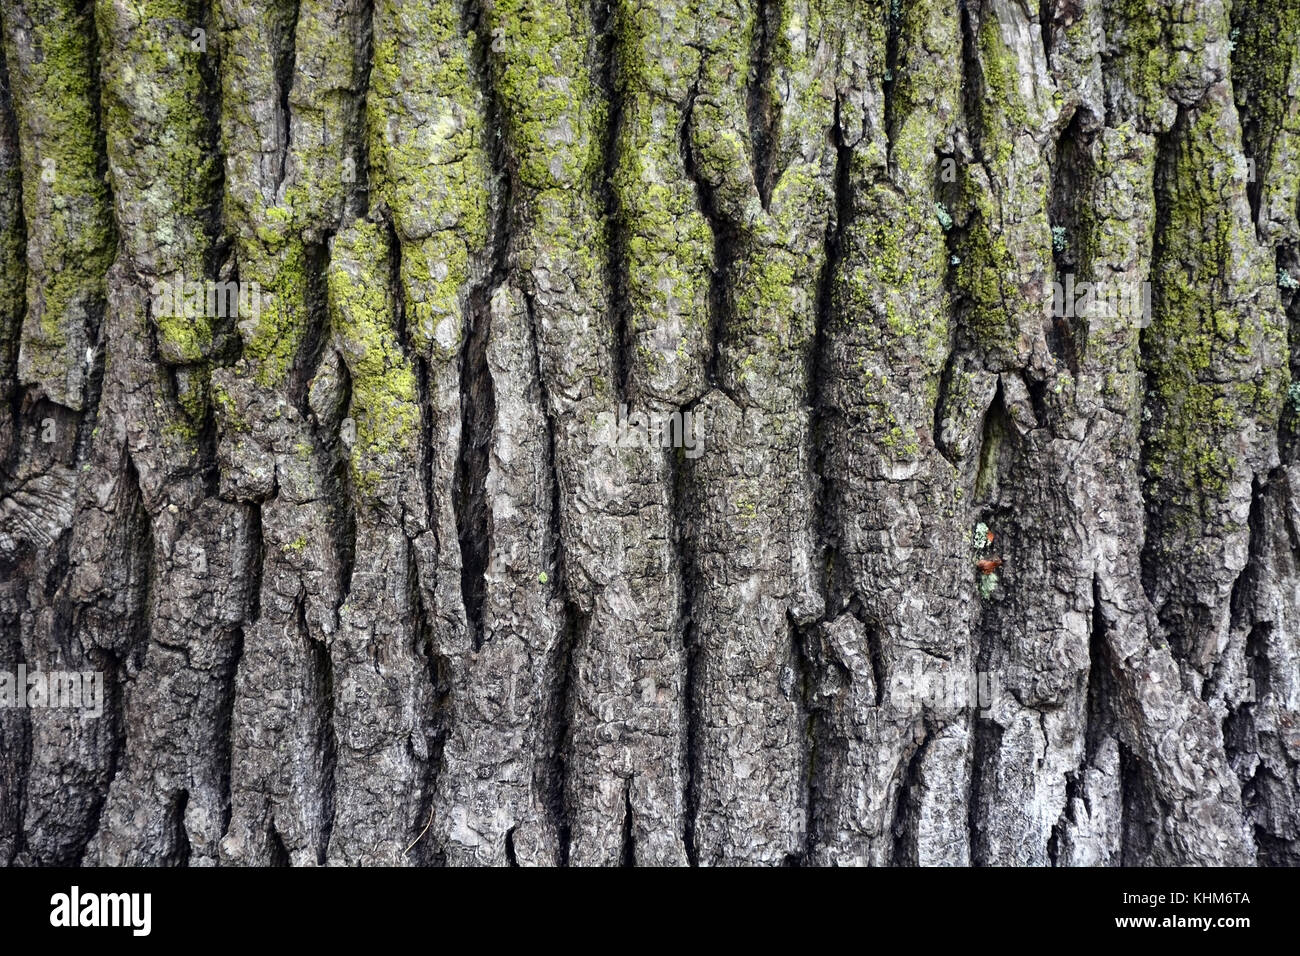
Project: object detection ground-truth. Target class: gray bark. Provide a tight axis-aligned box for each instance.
[1,0,1299,866]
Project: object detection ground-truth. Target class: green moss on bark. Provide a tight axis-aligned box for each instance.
[3,0,115,407]
[1144,102,1288,522]
[327,221,420,494]
[368,0,490,362]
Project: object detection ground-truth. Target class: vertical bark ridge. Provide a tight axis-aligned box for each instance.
[67,0,253,867]
[2,0,115,411]
[1219,0,1300,865]
[217,0,374,865]
[812,0,970,866]
[0,24,28,865]
[475,0,691,865]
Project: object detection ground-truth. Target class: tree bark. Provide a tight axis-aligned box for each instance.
[1,0,1299,866]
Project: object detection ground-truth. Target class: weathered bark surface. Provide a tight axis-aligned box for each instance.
[1,0,1299,866]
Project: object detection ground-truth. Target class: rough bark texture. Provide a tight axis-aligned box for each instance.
[1,0,1299,866]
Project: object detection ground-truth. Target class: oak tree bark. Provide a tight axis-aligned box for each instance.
[2,0,1299,866]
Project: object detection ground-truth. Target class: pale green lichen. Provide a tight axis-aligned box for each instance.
[480,0,613,402]
[1113,0,1171,126]
[221,0,368,389]
[368,0,490,362]
[1144,103,1288,521]
[1230,0,1300,173]
[611,0,712,392]
[4,0,115,406]
[483,0,605,194]
[954,7,1055,364]
[955,173,1019,352]
[210,377,247,432]
[327,221,421,493]
[96,0,220,363]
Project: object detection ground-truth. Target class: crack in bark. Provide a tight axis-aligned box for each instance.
[455,277,494,652]
[273,0,302,195]
[748,0,778,209]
